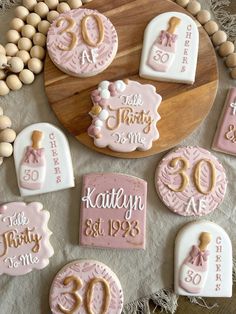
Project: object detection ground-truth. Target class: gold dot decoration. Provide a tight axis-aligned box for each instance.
[0,0,92,96]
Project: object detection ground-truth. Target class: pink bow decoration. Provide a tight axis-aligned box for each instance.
[159,31,178,47]
[23,147,44,163]
[189,245,210,266]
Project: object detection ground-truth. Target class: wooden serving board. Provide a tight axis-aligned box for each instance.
[44,0,218,158]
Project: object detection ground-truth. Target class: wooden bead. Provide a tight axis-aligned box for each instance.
[5,43,18,57]
[57,2,71,13]
[0,142,13,157]
[10,18,25,32]
[19,69,35,84]
[218,41,234,57]
[21,24,36,39]
[225,53,236,68]
[47,10,60,23]
[0,54,8,70]
[0,115,11,129]
[187,0,201,16]
[68,0,82,9]
[0,81,9,96]
[197,10,211,25]
[0,70,6,80]
[0,107,3,116]
[28,58,43,74]
[27,13,41,27]
[176,0,189,7]
[30,46,45,60]
[34,2,49,18]
[0,128,16,143]
[18,37,33,51]
[6,30,21,44]
[6,75,23,91]
[37,20,50,35]
[204,20,219,36]
[0,45,6,55]
[22,0,37,11]
[212,30,227,47]
[0,157,3,165]
[45,0,59,10]
[82,0,93,3]
[15,6,29,21]
[33,33,46,47]
[16,50,31,65]
[231,68,236,79]
[7,57,24,73]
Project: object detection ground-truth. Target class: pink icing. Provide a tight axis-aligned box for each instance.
[155,146,227,216]
[88,79,162,152]
[0,202,54,276]
[47,9,118,77]
[49,260,124,314]
[79,173,147,249]
[212,87,236,156]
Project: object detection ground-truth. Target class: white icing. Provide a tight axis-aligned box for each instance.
[81,187,144,220]
[112,132,145,145]
[94,119,103,127]
[4,253,39,269]
[99,80,110,90]
[230,101,236,115]
[100,89,111,99]
[179,264,208,291]
[20,165,46,187]
[120,94,144,106]
[2,211,29,227]
[98,109,109,121]
[115,80,126,92]
[80,48,98,65]
[185,197,207,215]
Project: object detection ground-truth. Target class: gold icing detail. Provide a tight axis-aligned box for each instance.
[194,159,216,195]
[81,14,104,47]
[167,157,190,192]
[90,104,102,116]
[56,17,77,51]
[57,276,83,314]
[86,277,111,314]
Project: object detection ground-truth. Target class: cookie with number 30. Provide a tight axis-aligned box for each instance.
[155,146,227,216]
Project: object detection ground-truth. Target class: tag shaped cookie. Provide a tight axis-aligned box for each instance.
[175,221,232,297]
[79,173,147,249]
[14,123,74,196]
[47,8,118,77]
[212,87,236,156]
[155,146,227,216]
[0,202,54,276]
[139,12,199,84]
[88,79,162,152]
[49,260,124,314]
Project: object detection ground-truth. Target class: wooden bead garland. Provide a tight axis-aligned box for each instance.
[0,107,16,165]
[174,0,236,80]
[0,0,89,96]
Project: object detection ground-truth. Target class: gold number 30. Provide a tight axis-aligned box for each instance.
[167,157,216,195]
[56,14,104,51]
[58,276,111,314]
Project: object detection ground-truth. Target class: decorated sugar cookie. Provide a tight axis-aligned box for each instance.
[88,79,162,152]
[212,87,236,156]
[155,146,227,216]
[175,221,232,297]
[49,260,124,314]
[14,123,74,196]
[0,202,54,276]
[47,9,118,77]
[139,12,199,84]
[79,173,147,249]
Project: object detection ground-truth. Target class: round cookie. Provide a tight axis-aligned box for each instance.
[155,146,227,216]
[49,260,124,314]
[47,8,118,77]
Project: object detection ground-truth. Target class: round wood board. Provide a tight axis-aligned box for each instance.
[44,0,218,159]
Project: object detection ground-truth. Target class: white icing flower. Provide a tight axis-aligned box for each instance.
[99,80,110,90]
[99,109,109,121]
[94,119,103,127]
[115,80,126,92]
[100,89,111,99]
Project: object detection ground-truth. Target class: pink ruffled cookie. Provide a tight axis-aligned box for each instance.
[0,202,54,276]
[155,146,227,216]
[88,79,162,152]
[49,260,124,314]
[47,8,118,77]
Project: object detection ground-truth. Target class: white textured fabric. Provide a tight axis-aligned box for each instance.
[0,1,235,313]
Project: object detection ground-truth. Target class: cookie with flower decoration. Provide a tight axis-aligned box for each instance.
[88,79,162,152]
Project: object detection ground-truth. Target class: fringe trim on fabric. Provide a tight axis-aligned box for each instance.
[122,289,178,314]
[210,0,236,40]
[0,0,21,14]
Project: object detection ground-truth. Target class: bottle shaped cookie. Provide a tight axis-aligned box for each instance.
[179,232,211,294]
[147,16,181,72]
[19,130,46,190]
